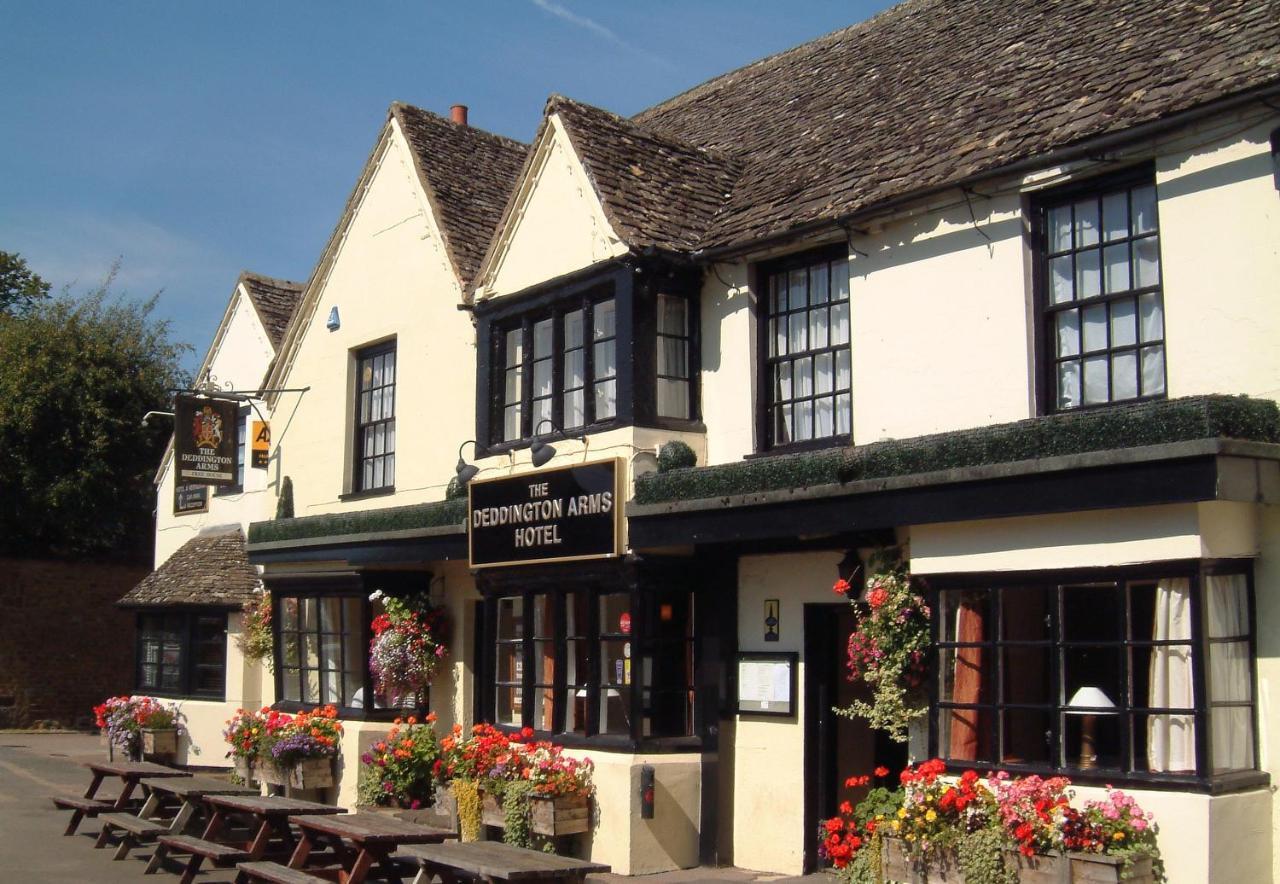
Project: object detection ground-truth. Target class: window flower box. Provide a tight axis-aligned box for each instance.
[141,727,178,759]
[232,756,255,785]
[258,758,335,790]
[880,838,1152,884]
[480,792,591,837]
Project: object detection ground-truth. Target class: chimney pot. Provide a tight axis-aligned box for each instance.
[451,104,468,126]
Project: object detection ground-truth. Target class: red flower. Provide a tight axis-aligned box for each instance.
[838,800,853,815]
[832,578,852,596]
[874,765,890,778]
[867,587,890,608]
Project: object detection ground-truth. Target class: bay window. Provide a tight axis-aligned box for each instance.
[932,561,1257,786]
[135,611,226,700]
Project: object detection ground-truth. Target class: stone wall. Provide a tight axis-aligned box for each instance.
[0,557,143,729]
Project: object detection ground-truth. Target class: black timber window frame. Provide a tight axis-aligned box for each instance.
[213,405,251,497]
[928,560,1263,793]
[474,561,702,752]
[1032,165,1167,414]
[351,340,396,494]
[270,573,428,721]
[135,609,228,700]
[475,262,704,453]
[754,245,852,453]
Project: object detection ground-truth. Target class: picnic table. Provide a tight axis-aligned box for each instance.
[237,812,457,884]
[398,841,610,884]
[50,759,191,836]
[93,774,257,862]
[155,794,346,884]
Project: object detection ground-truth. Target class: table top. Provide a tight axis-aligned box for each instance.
[140,775,258,799]
[399,841,611,880]
[85,760,192,778]
[206,794,347,817]
[289,812,457,845]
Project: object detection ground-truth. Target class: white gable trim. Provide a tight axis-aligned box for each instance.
[473,113,627,302]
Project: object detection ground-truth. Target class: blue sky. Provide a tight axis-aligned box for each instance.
[1,1,892,372]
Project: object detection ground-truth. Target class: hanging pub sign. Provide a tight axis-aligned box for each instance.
[173,483,209,515]
[468,458,623,569]
[174,394,240,486]
[251,420,270,469]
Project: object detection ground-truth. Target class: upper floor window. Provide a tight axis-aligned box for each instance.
[136,611,226,700]
[498,296,617,444]
[760,250,851,449]
[354,342,395,491]
[656,294,691,420]
[933,562,1256,785]
[1038,171,1166,411]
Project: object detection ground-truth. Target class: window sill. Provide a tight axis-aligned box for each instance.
[1043,393,1168,418]
[338,486,396,502]
[134,690,226,703]
[748,434,851,459]
[931,758,1269,795]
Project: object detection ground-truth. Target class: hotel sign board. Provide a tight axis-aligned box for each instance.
[174,394,240,486]
[468,458,623,569]
[173,483,209,515]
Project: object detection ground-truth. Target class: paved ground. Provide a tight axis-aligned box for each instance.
[0,732,832,884]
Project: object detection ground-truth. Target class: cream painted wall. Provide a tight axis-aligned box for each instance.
[734,550,843,875]
[847,193,1031,443]
[908,503,1265,574]
[698,262,755,464]
[481,114,628,301]
[270,120,475,516]
[154,287,280,566]
[1255,503,1280,883]
[1158,116,1280,405]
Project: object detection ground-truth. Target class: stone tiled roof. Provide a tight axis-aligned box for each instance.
[629,0,1280,251]
[550,96,741,253]
[239,272,303,350]
[392,103,528,288]
[118,529,259,608]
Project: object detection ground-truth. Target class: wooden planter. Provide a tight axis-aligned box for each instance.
[880,838,1152,884]
[233,756,255,785]
[257,758,335,789]
[481,792,591,837]
[141,728,178,759]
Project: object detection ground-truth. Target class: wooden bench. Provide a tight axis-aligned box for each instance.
[158,833,253,883]
[399,841,611,884]
[94,811,169,858]
[50,796,115,836]
[235,860,337,884]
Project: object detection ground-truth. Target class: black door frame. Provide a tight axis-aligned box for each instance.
[802,602,847,873]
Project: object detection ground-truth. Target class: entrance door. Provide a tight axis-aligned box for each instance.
[803,603,907,871]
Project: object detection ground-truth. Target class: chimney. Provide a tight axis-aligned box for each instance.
[450,104,468,127]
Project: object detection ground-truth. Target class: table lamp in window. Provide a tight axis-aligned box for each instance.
[1066,686,1117,769]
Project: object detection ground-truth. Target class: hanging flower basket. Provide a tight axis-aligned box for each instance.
[368,589,449,706]
[881,838,1150,883]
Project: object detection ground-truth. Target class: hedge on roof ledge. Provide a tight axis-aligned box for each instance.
[632,395,1280,506]
[248,498,466,545]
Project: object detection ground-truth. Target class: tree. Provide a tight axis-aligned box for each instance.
[0,262,191,559]
[0,250,51,315]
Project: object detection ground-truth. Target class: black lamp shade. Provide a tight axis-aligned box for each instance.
[530,441,556,468]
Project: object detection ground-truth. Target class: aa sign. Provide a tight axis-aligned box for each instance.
[251,420,270,469]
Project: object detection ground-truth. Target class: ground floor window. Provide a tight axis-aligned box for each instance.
[482,578,696,745]
[135,611,226,700]
[931,561,1255,784]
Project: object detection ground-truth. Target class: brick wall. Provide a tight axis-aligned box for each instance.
[0,557,144,729]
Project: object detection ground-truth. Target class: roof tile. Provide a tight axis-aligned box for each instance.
[119,529,259,608]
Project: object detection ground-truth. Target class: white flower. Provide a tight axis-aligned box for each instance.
[369,589,385,601]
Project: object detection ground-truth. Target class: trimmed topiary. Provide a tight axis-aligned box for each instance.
[656,440,697,473]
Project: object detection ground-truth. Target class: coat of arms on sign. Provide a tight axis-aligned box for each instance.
[193,406,224,449]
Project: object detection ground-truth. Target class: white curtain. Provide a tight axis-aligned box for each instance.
[1207,574,1253,772]
[1147,578,1195,772]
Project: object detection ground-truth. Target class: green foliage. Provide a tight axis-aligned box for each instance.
[498,780,534,849]
[0,250,51,315]
[275,476,294,519]
[250,498,466,544]
[836,832,881,884]
[956,826,1018,884]
[453,779,482,842]
[854,785,904,822]
[634,395,1280,504]
[0,266,190,558]
[359,721,440,809]
[656,439,697,472]
[236,589,274,670]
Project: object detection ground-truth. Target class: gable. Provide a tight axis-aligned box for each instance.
[481,114,628,300]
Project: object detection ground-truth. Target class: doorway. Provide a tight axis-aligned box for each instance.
[802,603,907,872]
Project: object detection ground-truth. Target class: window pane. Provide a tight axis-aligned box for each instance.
[1213,707,1254,772]
[565,309,584,349]
[1138,711,1196,774]
[1074,198,1099,247]
[814,396,834,437]
[505,328,523,365]
[1002,587,1052,641]
[281,597,299,631]
[1206,574,1249,638]
[1102,190,1129,242]
[815,352,833,394]
[657,294,687,335]
[1082,303,1107,352]
[659,337,688,379]
[831,260,849,301]
[808,306,829,349]
[1075,248,1101,299]
[772,315,786,357]
[594,340,616,379]
[1049,255,1074,304]
[794,355,813,398]
[1103,243,1130,293]
[1003,709,1051,764]
[657,378,689,419]
[1134,237,1160,288]
[1110,298,1137,347]
[1139,292,1163,341]
[1063,708,1121,770]
[941,706,992,763]
[1140,346,1166,396]
[533,319,552,358]
[282,668,301,702]
[789,268,808,308]
[835,393,851,435]
[810,263,829,304]
[775,403,792,443]
[564,348,585,389]
[1209,641,1251,702]
[787,311,807,352]
[1132,184,1157,234]
[319,597,341,633]
[794,399,814,441]
[1004,648,1052,705]
[593,299,615,340]
[1048,205,1072,252]
[497,597,523,640]
[564,389,585,427]
[830,302,849,345]
[533,358,552,398]
[939,590,991,643]
[1056,308,1080,357]
[1083,355,1108,404]
[1063,584,1122,642]
[1057,360,1081,409]
[771,273,786,313]
[594,379,616,420]
[503,405,521,442]
[1112,351,1138,400]
[495,686,521,727]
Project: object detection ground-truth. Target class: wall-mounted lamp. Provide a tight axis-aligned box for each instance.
[530,419,586,468]
[455,440,480,485]
[326,306,341,332]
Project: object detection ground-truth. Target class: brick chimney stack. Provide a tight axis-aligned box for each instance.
[450,104,468,126]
